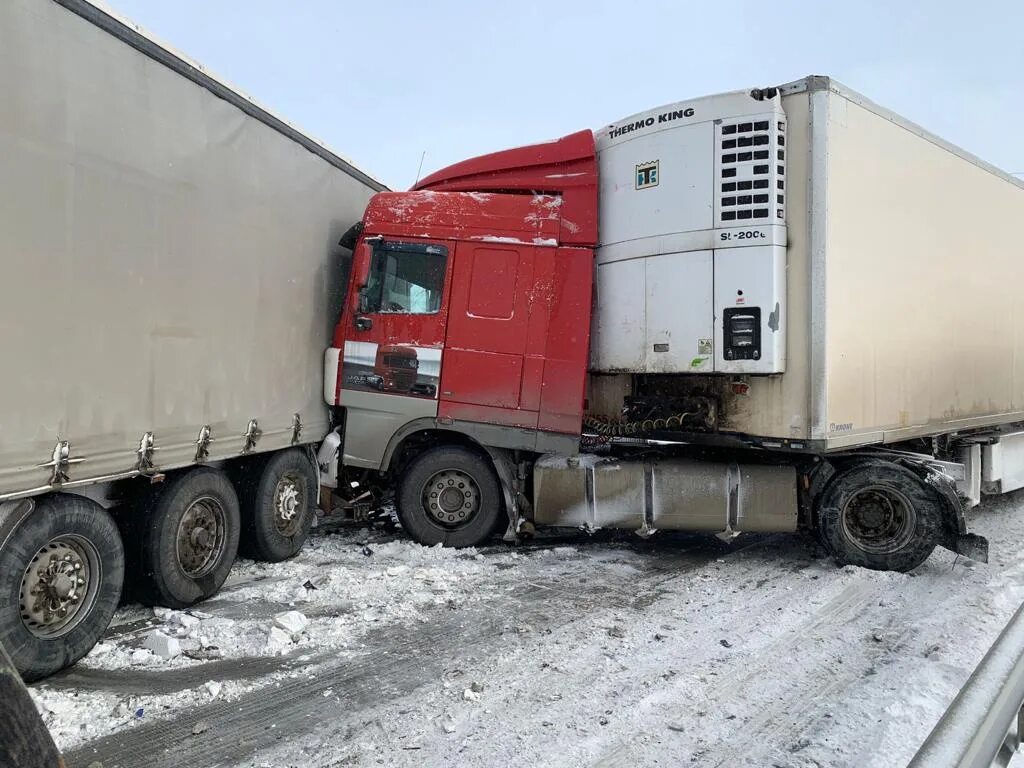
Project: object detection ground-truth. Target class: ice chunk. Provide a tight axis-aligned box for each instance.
[273,610,309,635]
[266,626,292,649]
[144,631,182,660]
[203,681,223,699]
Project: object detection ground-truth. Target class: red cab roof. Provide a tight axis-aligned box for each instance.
[411,130,597,247]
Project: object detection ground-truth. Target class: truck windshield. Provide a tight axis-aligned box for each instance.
[364,243,447,314]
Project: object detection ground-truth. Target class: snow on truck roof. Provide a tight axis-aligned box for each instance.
[57,0,387,193]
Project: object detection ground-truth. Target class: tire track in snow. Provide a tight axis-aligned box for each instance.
[63,542,739,768]
[587,579,886,768]
[700,582,906,768]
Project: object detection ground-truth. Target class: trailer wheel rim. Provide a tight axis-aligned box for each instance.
[176,496,228,578]
[421,469,481,529]
[274,472,306,537]
[20,535,102,639]
[840,485,917,555]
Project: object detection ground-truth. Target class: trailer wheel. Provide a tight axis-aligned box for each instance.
[238,449,317,562]
[140,468,240,608]
[396,446,503,547]
[816,461,943,572]
[0,495,124,682]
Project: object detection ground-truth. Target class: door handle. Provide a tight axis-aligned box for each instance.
[354,316,373,331]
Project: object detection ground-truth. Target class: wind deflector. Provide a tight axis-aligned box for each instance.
[338,221,363,250]
[413,130,598,248]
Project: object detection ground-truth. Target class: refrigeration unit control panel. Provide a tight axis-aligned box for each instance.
[591,90,787,376]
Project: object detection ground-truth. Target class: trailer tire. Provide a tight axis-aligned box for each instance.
[238,449,317,562]
[140,468,240,608]
[0,495,124,682]
[396,446,503,548]
[816,461,942,572]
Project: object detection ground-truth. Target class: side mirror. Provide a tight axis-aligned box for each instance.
[353,242,371,291]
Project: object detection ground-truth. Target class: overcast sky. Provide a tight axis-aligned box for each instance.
[105,0,1024,190]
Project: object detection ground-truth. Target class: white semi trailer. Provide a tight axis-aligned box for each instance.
[0,0,382,680]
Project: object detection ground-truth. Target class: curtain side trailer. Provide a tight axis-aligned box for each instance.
[0,0,382,680]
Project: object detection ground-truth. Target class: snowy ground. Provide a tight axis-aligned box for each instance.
[33,490,1024,768]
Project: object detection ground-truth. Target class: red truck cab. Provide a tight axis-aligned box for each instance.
[324,130,601,544]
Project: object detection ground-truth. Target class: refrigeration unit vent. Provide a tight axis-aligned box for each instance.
[716,118,786,226]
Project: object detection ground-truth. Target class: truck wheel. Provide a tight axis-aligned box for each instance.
[238,449,317,562]
[141,468,240,608]
[0,495,124,682]
[396,446,503,547]
[816,461,943,572]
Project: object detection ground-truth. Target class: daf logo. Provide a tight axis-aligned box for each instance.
[635,160,659,190]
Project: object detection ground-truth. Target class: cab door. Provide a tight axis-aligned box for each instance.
[337,239,451,466]
[439,242,536,427]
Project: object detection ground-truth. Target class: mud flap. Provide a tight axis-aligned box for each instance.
[484,447,523,543]
[952,532,989,563]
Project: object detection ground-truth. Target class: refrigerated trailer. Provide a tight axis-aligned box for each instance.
[322,76,1024,577]
[0,0,383,680]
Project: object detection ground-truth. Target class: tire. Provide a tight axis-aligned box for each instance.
[0,495,124,682]
[396,446,504,547]
[140,468,240,608]
[816,460,943,572]
[238,449,317,562]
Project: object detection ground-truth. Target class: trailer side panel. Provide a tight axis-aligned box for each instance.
[823,88,1024,447]
[0,0,379,496]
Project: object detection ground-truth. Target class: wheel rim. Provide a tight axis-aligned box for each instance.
[176,496,227,577]
[20,535,102,639]
[421,469,481,529]
[840,484,917,555]
[273,471,306,537]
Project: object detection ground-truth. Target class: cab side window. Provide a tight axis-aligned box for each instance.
[363,242,447,314]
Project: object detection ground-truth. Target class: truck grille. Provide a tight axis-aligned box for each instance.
[716,117,786,226]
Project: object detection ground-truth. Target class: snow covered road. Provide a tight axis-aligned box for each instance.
[34,490,1024,768]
